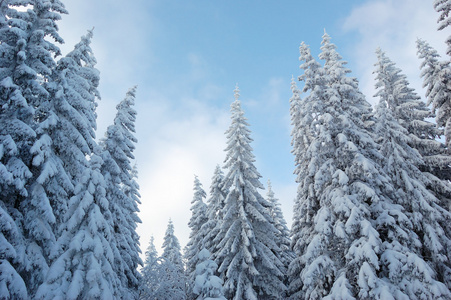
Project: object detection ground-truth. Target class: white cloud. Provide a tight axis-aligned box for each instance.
[342,0,449,106]
[135,93,229,256]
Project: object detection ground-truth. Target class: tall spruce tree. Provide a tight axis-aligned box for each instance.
[374,97,451,296]
[213,86,286,299]
[289,34,411,299]
[288,42,329,299]
[0,3,38,297]
[0,1,68,296]
[373,48,448,180]
[50,29,100,185]
[100,86,142,298]
[416,39,451,210]
[185,175,208,300]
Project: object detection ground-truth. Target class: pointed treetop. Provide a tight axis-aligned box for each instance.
[322,28,330,41]
[267,179,273,191]
[234,84,240,101]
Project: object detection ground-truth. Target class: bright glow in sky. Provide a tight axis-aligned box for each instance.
[57,0,448,259]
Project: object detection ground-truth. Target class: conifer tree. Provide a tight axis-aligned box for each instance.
[202,165,226,254]
[373,48,448,180]
[161,219,186,299]
[416,39,451,210]
[266,180,294,284]
[374,98,451,296]
[0,1,68,296]
[36,151,122,300]
[434,0,451,55]
[193,249,226,300]
[214,86,286,299]
[288,42,328,299]
[162,219,185,273]
[417,39,451,153]
[185,176,208,299]
[101,86,142,297]
[289,34,409,299]
[50,29,100,185]
[140,236,160,299]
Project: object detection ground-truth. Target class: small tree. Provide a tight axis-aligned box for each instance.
[161,220,186,299]
[266,179,294,291]
[193,249,226,300]
[185,176,208,299]
[140,236,159,299]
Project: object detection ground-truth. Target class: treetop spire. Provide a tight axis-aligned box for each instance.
[233,84,240,101]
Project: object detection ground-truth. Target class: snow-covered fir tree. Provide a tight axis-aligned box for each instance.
[289,33,410,299]
[373,48,449,181]
[193,248,226,300]
[0,1,69,297]
[266,180,294,289]
[201,165,226,255]
[434,0,451,55]
[161,219,186,299]
[288,41,329,299]
[417,39,451,152]
[50,29,100,185]
[162,219,185,273]
[0,2,38,296]
[36,150,122,300]
[140,236,159,299]
[416,39,451,210]
[374,98,451,297]
[100,86,142,298]
[185,175,208,299]
[155,257,187,300]
[213,86,286,299]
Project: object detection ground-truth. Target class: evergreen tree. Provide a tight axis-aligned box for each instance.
[100,86,142,298]
[417,39,451,152]
[0,1,67,296]
[161,219,186,299]
[266,180,294,287]
[374,98,451,296]
[36,151,122,299]
[214,86,286,299]
[434,0,451,55]
[156,257,187,300]
[288,42,329,299]
[289,33,407,299]
[185,175,208,300]
[140,236,159,300]
[193,249,226,300]
[162,219,185,272]
[50,29,100,185]
[416,39,451,210]
[373,48,448,180]
[202,165,226,254]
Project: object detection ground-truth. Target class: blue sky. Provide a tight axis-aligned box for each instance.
[57,0,448,257]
